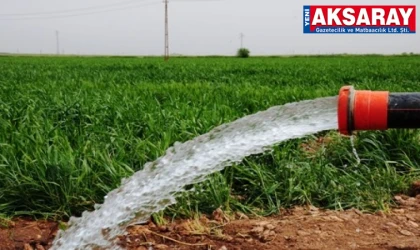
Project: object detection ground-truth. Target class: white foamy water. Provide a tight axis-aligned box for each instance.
[51,96,338,250]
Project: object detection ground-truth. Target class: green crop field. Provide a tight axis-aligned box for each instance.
[1,55,420,222]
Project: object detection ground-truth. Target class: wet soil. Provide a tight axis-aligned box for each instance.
[2,192,420,250]
[117,194,420,250]
[0,218,58,250]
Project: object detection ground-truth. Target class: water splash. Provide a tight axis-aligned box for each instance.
[350,135,361,165]
[51,96,338,250]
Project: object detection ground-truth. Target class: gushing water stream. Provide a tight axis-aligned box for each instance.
[51,96,338,249]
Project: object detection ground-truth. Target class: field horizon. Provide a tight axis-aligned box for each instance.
[1,52,419,58]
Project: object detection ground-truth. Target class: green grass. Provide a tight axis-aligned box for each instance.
[0,55,420,221]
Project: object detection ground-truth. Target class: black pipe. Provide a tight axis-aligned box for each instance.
[388,93,420,128]
[338,86,420,134]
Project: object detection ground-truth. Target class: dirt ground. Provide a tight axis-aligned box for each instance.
[2,188,420,250]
